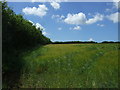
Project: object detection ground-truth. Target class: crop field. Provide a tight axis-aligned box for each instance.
[19,44,118,88]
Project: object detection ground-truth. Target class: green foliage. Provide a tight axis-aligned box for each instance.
[2,2,51,51]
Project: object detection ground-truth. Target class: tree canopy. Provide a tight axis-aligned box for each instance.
[2,2,51,52]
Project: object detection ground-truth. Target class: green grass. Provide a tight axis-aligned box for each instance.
[18,44,118,88]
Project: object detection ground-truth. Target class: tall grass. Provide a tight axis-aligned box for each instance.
[18,44,118,88]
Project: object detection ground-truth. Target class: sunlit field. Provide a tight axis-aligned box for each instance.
[18,44,118,88]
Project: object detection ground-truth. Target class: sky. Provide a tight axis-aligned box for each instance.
[7,1,120,42]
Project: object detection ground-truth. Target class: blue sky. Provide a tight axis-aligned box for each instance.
[8,1,119,42]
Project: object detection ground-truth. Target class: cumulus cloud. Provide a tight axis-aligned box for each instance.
[64,13,87,25]
[22,4,48,17]
[64,11,120,25]
[97,24,105,27]
[50,1,60,9]
[31,0,61,9]
[88,38,94,41]
[86,13,104,24]
[60,15,65,19]
[69,26,81,30]
[64,12,104,25]
[106,12,120,23]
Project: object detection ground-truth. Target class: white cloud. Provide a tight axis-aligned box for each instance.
[73,26,81,30]
[86,13,104,24]
[60,15,65,19]
[50,1,60,9]
[64,13,87,25]
[58,27,62,30]
[69,26,81,30]
[35,23,45,30]
[106,12,120,23]
[62,11,120,25]
[88,38,94,41]
[22,4,48,17]
[29,20,34,25]
[28,20,45,30]
[31,0,61,9]
[42,31,50,36]
[42,31,47,35]
[97,24,105,27]
[28,20,48,36]
[64,12,104,25]
[52,15,65,19]
[52,14,65,22]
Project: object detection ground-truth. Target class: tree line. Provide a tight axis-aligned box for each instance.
[2,2,51,52]
[52,41,120,44]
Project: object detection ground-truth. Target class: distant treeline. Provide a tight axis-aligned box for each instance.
[101,41,120,43]
[52,41,120,44]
